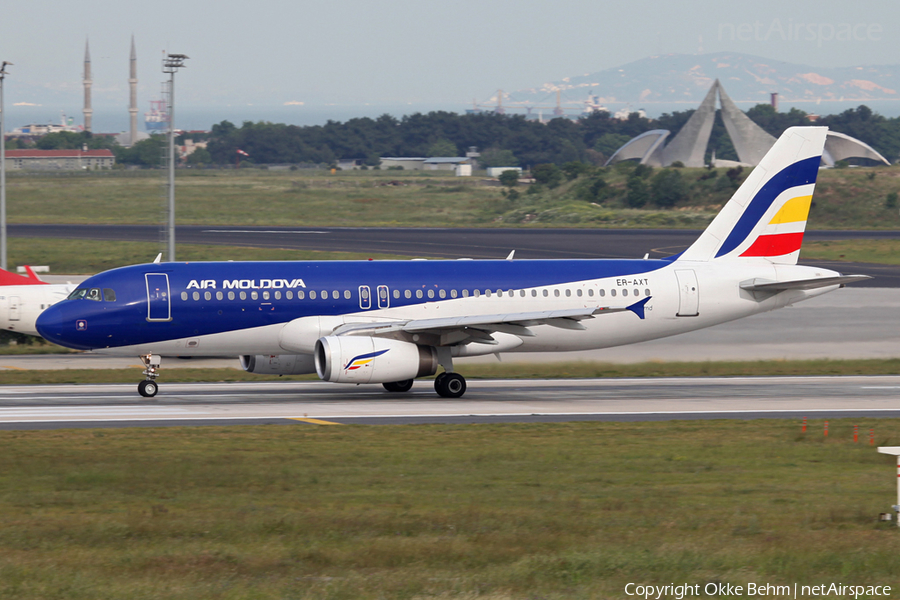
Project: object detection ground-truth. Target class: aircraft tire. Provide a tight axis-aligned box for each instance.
[383,379,414,393]
[138,380,158,398]
[435,373,466,398]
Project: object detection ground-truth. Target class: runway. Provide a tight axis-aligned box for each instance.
[1,376,899,430]
[11,224,899,287]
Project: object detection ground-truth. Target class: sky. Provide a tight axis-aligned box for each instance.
[2,0,898,129]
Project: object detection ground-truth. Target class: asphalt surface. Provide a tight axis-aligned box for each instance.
[1,376,899,430]
[10,224,900,287]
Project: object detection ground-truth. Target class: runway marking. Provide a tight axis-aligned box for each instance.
[201,230,329,235]
[290,417,342,425]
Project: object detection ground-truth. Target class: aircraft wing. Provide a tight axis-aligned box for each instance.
[330,297,650,344]
[740,275,870,292]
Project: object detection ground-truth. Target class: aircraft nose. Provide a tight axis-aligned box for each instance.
[35,304,69,346]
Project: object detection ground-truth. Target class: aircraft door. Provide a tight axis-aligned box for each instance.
[359,285,371,310]
[377,285,390,309]
[675,269,699,317]
[9,296,20,321]
[145,273,172,322]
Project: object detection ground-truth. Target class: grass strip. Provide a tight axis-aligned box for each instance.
[0,419,899,598]
[1,358,899,385]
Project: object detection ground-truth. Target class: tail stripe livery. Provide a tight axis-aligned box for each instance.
[679,126,827,264]
[714,155,820,258]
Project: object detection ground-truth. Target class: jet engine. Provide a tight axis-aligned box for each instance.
[315,336,437,384]
[240,354,317,375]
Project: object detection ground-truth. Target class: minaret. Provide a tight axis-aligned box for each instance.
[83,39,93,132]
[129,35,138,145]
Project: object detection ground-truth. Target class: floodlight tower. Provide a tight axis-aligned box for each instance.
[0,61,12,272]
[163,53,188,262]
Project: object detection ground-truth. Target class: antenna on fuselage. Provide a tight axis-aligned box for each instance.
[153,253,162,264]
[506,250,515,261]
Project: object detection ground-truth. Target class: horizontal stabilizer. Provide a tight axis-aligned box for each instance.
[626,296,651,320]
[740,275,870,292]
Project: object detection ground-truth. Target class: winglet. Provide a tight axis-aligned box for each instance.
[626,296,651,320]
[23,265,44,283]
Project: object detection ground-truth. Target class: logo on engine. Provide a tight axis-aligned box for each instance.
[345,349,389,371]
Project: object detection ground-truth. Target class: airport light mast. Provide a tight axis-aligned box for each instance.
[0,61,12,272]
[163,53,188,262]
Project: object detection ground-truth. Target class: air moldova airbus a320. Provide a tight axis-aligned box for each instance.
[36,127,868,398]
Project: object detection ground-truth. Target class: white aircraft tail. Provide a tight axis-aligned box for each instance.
[678,126,827,264]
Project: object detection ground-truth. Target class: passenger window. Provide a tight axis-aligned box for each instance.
[333,290,339,300]
[239,291,247,300]
[310,291,317,300]
[181,291,188,301]
[416,290,423,299]
[427,290,435,299]
[519,290,525,297]
[251,291,259,300]
[217,291,224,300]
[262,291,270,300]
[599,289,606,297]
[634,289,639,297]
[588,289,594,297]
[228,291,235,300]
[344,290,351,299]
[622,289,628,297]
[554,289,560,297]
[286,291,293,300]
[451,289,458,298]
[645,289,651,296]
[576,289,582,297]
[439,289,446,299]
[205,291,212,301]
[274,291,281,300]
[87,288,101,301]
[462,290,469,298]
[193,291,200,301]
[405,290,411,299]
[497,290,503,298]
[393,290,400,299]
[473,289,480,298]
[565,289,571,297]
[485,290,492,298]
[297,291,304,299]
[610,289,617,297]
[542,289,548,297]
[103,288,116,302]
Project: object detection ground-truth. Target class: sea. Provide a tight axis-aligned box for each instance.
[6,99,900,135]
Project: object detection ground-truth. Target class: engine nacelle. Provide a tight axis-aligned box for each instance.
[240,354,317,375]
[315,336,437,384]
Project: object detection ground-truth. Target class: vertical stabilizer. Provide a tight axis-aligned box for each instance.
[678,126,827,265]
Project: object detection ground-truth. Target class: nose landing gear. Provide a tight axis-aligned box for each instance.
[138,354,161,397]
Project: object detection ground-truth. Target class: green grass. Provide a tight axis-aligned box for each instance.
[6,166,900,230]
[1,419,899,598]
[7,238,407,275]
[802,239,900,265]
[1,359,899,383]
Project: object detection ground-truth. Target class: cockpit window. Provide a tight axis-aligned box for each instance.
[67,288,88,300]
[86,288,102,301]
[103,288,117,302]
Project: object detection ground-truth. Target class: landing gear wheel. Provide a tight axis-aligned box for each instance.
[383,379,414,393]
[435,372,466,398]
[138,380,158,398]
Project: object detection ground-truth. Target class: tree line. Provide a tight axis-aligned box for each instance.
[8,104,900,168]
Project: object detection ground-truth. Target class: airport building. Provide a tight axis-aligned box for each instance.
[4,149,116,170]
[606,80,891,168]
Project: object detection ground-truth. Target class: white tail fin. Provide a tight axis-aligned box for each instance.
[678,126,827,264]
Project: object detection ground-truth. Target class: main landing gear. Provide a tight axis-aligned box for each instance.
[434,372,466,398]
[138,354,161,398]
[382,379,414,393]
